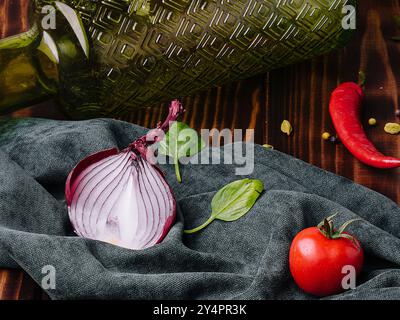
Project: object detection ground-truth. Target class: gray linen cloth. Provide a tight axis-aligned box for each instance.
[0,118,399,300]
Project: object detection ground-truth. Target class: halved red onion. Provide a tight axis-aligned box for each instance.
[65,100,184,250]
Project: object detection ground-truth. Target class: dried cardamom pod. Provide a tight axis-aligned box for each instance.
[281,120,293,136]
[384,123,400,135]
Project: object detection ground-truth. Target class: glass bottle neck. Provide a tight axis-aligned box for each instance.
[0,22,59,115]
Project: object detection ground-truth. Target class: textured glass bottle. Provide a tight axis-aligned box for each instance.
[0,0,355,119]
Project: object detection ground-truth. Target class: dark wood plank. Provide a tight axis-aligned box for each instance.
[0,0,399,300]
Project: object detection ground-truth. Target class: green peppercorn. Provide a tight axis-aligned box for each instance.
[322,132,331,140]
[368,118,377,126]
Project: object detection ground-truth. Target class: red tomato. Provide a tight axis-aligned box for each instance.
[289,227,364,297]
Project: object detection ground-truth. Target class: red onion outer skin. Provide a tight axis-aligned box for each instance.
[65,100,183,250]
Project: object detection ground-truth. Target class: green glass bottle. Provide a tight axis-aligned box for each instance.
[0,0,356,119]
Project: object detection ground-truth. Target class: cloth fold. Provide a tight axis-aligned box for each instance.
[0,118,399,300]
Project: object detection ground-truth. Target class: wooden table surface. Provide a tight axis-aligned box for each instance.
[0,0,399,300]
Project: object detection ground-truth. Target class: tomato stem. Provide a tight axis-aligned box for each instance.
[317,215,362,249]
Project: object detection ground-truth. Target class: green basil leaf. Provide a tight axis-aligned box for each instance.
[184,179,264,234]
[158,121,206,182]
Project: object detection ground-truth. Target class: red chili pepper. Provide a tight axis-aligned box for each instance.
[329,82,400,169]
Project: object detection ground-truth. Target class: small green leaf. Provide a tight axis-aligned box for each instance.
[384,123,400,135]
[281,120,293,136]
[211,179,264,222]
[337,219,362,235]
[158,121,206,183]
[184,179,264,234]
[338,233,361,250]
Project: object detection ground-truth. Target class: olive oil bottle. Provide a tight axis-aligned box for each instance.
[0,0,356,119]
